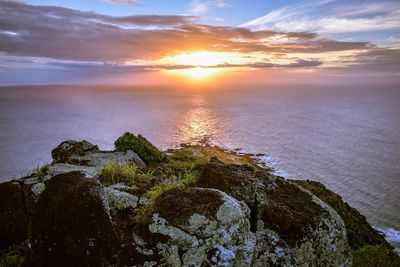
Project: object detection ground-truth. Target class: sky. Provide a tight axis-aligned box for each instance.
[0,0,399,85]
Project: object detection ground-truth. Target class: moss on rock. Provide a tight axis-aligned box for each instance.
[114,132,167,165]
[293,179,400,266]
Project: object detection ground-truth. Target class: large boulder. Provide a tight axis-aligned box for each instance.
[0,182,30,250]
[198,161,352,266]
[27,172,119,266]
[51,140,99,163]
[124,187,256,266]
[48,143,146,178]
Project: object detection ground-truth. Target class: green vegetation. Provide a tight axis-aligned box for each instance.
[100,163,137,187]
[114,132,168,165]
[168,145,266,170]
[0,243,26,267]
[33,165,48,181]
[352,245,400,267]
[293,179,400,266]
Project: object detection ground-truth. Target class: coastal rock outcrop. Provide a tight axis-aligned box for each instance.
[0,133,398,266]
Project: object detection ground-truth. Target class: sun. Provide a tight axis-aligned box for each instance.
[161,51,237,80]
[171,51,230,67]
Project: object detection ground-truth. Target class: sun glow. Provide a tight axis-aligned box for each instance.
[161,51,245,80]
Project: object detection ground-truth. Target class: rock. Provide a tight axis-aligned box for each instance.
[47,150,146,179]
[292,179,391,250]
[197,161,275,210]
[103,186,139,216]
[47,163,98,178]
[0,181,30,250]
[31,182,45,195]
[27,172,119,266]
[293,180,400,265]
[51,140,99,163]
[128,187,255,266]
[69,150,146,169]
[198,162,352,266]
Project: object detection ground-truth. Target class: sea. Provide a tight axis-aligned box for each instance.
[0,84,399,250]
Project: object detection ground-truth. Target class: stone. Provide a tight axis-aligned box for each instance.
[198,161,352,266]
[69,150,146,169]
[27,172,119,266]
[51,140,99,163]
[47,163,97,178]
[103,186,139,216]
[131,188,256,266]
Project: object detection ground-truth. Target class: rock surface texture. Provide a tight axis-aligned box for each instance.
[0,135,397,266]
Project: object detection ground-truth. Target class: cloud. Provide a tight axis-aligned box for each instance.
[0,0,398,76]
[240,1,400,34]
[215,1,232,8]
[189,0,208,14]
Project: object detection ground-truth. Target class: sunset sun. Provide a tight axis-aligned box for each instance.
[162,51,243,80]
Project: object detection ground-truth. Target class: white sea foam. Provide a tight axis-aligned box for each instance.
[374,227,400,253]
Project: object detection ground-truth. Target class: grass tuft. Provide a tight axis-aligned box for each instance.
[100,163,137,187]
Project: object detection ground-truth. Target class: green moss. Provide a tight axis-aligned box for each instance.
[352,245,400,267]
[114,132,167,165]
[0,243,26,267]
[100,163,137,187]
[168,145,267,170]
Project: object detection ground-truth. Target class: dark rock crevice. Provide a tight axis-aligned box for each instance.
[249,195,258,233]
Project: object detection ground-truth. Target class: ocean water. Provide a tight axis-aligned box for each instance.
[0,85,399,247]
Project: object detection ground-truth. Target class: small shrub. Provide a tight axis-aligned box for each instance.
[114,132,167,165]
[352,245,400,267]
[100,163,137,187]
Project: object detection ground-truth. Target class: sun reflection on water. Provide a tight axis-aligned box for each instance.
[172,94,221,145]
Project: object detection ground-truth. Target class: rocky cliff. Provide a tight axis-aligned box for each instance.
[0,132,398,266]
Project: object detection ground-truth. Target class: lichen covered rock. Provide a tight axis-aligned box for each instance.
[198,161,352,266]
[51,140,99,163]
[129,187,256,266]
[103,186,139,216]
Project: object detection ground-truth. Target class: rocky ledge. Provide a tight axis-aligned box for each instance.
[0,132,399,267]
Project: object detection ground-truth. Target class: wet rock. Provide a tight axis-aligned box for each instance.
[129,187,256,266]
[0,182,30,250]
[27,171,119,266]
[51,140,99,163]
